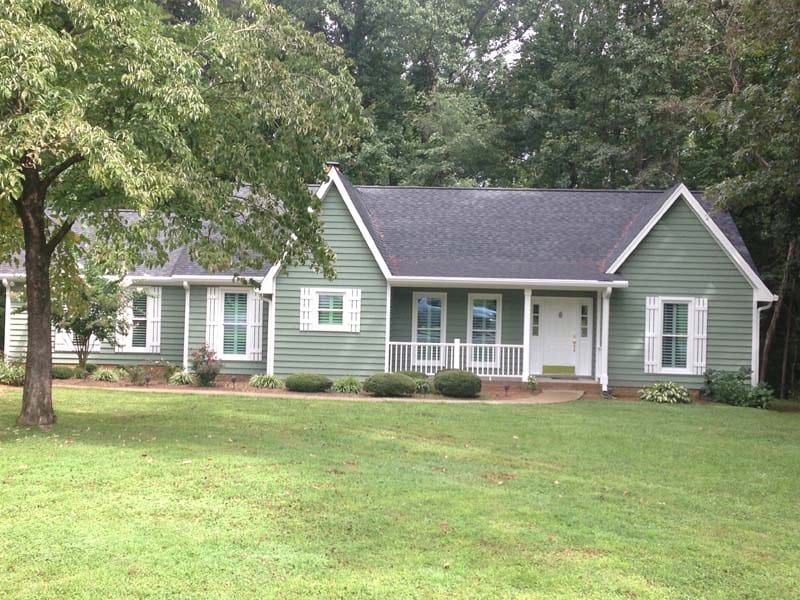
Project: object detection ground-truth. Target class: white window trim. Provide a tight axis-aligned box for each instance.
[302,287,362,333]
[655,296,695,375]
[208,287,264,362]
[411,292,448,367]
[467,293,503,366]
[116,287,161,354]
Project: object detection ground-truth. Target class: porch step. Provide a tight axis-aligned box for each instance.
[481,378,602,397]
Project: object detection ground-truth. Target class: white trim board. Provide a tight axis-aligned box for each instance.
[606,184,774,302]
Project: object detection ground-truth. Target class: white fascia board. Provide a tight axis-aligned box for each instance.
[386,276,629,290]
[260,263,281,294]
[606,184,773,301]
[323,168,392,280]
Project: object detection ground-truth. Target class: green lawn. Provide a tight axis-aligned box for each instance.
[1,389,798,599]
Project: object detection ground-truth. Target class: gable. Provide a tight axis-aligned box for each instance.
[607,186,772,301]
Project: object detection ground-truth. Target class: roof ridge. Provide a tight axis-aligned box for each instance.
[352,184,690,193]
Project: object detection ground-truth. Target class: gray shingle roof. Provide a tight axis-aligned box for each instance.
[343,178,757,281]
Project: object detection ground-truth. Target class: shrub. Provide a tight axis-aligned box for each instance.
[526,375,538,391]
[74,363,98,379]
[285,373,333,393]
[0,362,25,386]
[190,344,221,387]
[363,373,416,397]
[153,360,180,380]
[169,370,196,386]
[639,381,692,404]
[414,378,432,394]
[51,366,77,380]
[332,375,362,394]
[398,370,429,380]
[433,369,482,398]
[84,363,98,374]
[91,367,123,382]
[249,374,283,389]
[124,365,147,385]
[704,368,772,408]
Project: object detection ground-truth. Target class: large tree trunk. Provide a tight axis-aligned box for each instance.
[761,239,797,382]
[15,174,55,427]
[780,293,793,399]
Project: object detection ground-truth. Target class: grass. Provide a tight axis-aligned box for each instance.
[1,388,799,599]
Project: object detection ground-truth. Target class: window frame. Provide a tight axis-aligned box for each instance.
[308,288,353,333]
[130,291,149,349]
[116,286,159,354]
[221,290,249,359]
[658,296,695,375]
[411,292,448,345]
[467,293,503,366]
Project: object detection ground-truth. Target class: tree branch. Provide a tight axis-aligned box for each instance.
[42,154,84,189]
[46,219,75,255]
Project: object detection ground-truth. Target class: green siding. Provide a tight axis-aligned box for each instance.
[609,198,753,389]
[187,285,269,376]
[274,187,387,378]
[7,284,268,375]
[390,288,524,344]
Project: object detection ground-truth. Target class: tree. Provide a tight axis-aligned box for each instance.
[0,0,366,426]
[50,263,130,371]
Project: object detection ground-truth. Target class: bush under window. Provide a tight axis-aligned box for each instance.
[249,374,283,389]
[363,373,416,397]
[639,381,692,404]
[191,344,221,387]
[169,370,196,386]
[704,368,773,408]
[332,375,362,394]
[433,369,482,398]
[285,374,333,393]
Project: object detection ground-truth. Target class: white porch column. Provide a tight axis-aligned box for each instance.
[522,288,532,381]
[594,290,602,381]
[182,281,190,370]
[384,282,392,372]
[600,286,612,392]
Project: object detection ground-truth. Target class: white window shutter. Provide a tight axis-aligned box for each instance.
[692,298,708,375]
[644,296,660,373]
[54,329,73,352]
[116,303,133,352]
[247,292,264,361]
[299,288,313,331]
[147,287,162,353]
[349,288,362,333]
[206,287,221,352]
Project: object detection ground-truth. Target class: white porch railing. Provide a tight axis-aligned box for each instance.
[387,339,525,378]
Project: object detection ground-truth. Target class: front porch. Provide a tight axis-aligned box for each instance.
[385,286,613,388]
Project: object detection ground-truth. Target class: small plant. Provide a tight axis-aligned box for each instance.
[332,375,362,394]
[526,375,538,391]
[639,381,692,404]
[413,378,432,394]
[704,368,772,408]
[0,362,25,386]
[51,366,77,380]
[249,374,283,389]
[91,367,123,382]
[169,370,196,386]
[124,365,147,385]
[433,369,482,398]
[743,383,774,409]
[363,373,416,397]
[153,360,180,380]
[285,374,333,393]
[190,344,221,387]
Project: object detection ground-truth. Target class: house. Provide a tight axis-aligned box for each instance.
[1,163,775,393]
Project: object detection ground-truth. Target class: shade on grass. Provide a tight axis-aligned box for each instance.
[0,389,798,599]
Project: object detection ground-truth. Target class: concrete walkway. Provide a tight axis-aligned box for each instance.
[51,383,584,405]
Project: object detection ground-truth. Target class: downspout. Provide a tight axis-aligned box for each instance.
[182,281,190,371]
[2,279,10,363]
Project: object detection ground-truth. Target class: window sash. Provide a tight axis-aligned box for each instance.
[223,292,248,356]
[318,293,345,325]
[414,295,443,343]
[470,298,498,344]
[661,302,689,369]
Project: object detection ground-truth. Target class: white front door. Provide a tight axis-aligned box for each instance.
[529,297,593,377]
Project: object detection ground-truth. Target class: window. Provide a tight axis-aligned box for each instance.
[468,294,502,364]
[299,288,361,333]
[532,304,540,336]
[644,296,707,375]
[318,293,345,326]
[412,293,447,365]
[131,292,148,348]
[580,305,589,338]
[116,287,161,353]
[661,302,689,369]
[205,288,263,361]
[223,292,248,356]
